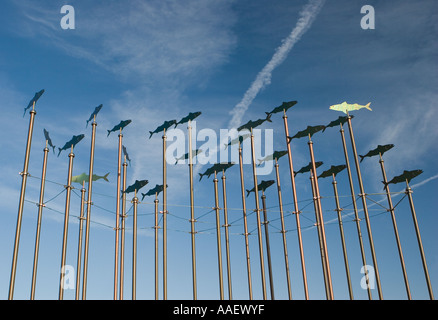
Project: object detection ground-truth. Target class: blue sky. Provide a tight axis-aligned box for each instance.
[0,0,437,300]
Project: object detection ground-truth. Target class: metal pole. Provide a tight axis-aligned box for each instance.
[59,145,75,300]
[405,180,434,300]
[75,181,86,300]
[222,171,232,300]
[310,173,330,300]
[339,123,372,299]
[282,111,309,300]
[239,142,253,300]
[250,128,267,300]
[379,154,411,299]
[346,114,383,299]
[332,174,354,300]
[119,156,128,300]
[30,142,49,300]
[113,130,123,300]
[214,171,224,300]
[9,103,36,300]
[132,191,138,300]
[261,192,274,300]
[154,194,160,300]
[188,121,197,300]
[162,128,168,300]
[308,135,333,300]
[82,116,97,300]
[274,159,292,300]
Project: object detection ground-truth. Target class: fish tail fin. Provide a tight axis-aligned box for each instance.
[359,155,365,163]
[198,173,203,181]
[365,102,372,111]
[57,148,62,157]
[86,120,89,128]
[141,193,146,201]
[294,171,297,177]
[149,131,153,139]
[266,113,272,122]
[265,112,271,117]
[103,173,110,182]
[246,189,251,198]
[382,180,388,190]
[107,130,111,137]
[257,160,262,166]
[224,143,228,150]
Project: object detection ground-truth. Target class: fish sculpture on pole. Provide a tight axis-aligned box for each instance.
[72,172,109,184]
[86,104,103,128]
[122,145,131,166]
[58,134,85,157]
[224,132,251,150]
[107,120,132,137]
[246,180,275,198]
[318,164,347,179]
[149,119,177,139]
[329,101,372,114]
[199,162,235,181]
[294,161,324,177]
[23,89,44,117]
[360,144,394,163]
[287,125,325,142]
[174,111,201,128]
[257,150,288,166]
[237,114,272,132]
[141,184,166,201]
[174,149,203,165]
[265,101,297,116]
[124,180,149,194]
[43,129,56,154]
[383,170,423,189]
[322,115,353,132]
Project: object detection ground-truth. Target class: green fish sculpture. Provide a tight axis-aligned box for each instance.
[72,172,110,184]
[329,101,372,114]
[318,164,347,179]
[246,180,275,197]
[383,170,423,189]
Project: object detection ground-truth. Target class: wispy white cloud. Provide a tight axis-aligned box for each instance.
[228,0,326,129]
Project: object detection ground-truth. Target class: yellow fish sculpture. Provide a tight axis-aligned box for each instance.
[329,101,372,114]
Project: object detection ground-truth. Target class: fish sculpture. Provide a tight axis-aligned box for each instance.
[43,129,56,154]
[198,162,235,181]
[329,101,372,114]
[107,120,132,137]
[246,180,275,197]
[224,133,251,149]
[359,144,394,162]
[257,150,288,166]
[175,111,202,128]
[294,161,324,177]
[322,115,354,132]
[149,119,177,139]
[141,184,167,201]
[287,125,326,142]
[174,149,203,165]
[58,134,85,157]
[124,179,149,194]
[122,145,131,166]
[265,101,297,116]
[318,164,347,179]
[237,114,272,132]
[72,172,110,184]
[86,104,103,128]
[23,89,45,117]
[382,170,423,189]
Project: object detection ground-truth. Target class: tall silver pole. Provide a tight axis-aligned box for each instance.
[405,180,434,300]
[162,128,168,300]
[261,192,274,300]
[250,128,267,300]
[332,174,353,300]
[339,123,372,299]
[82,116,97,300]
[59,145,75,300]
[188,121,197,300]
[9,103,36,300]
[114,130,123,300]
[30,142,49,300]
[214,171,224,300]
[239,141,253,300]
[119,156,128,300]
[282,111,308,300]
[75,181,86,300]
[222,171,232,300]
[379,154,411,299]
[274,159,292,300]
[346,114,383,299]
[154,194,160,300]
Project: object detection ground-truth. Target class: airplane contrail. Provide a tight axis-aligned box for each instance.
[228,0,326,129]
